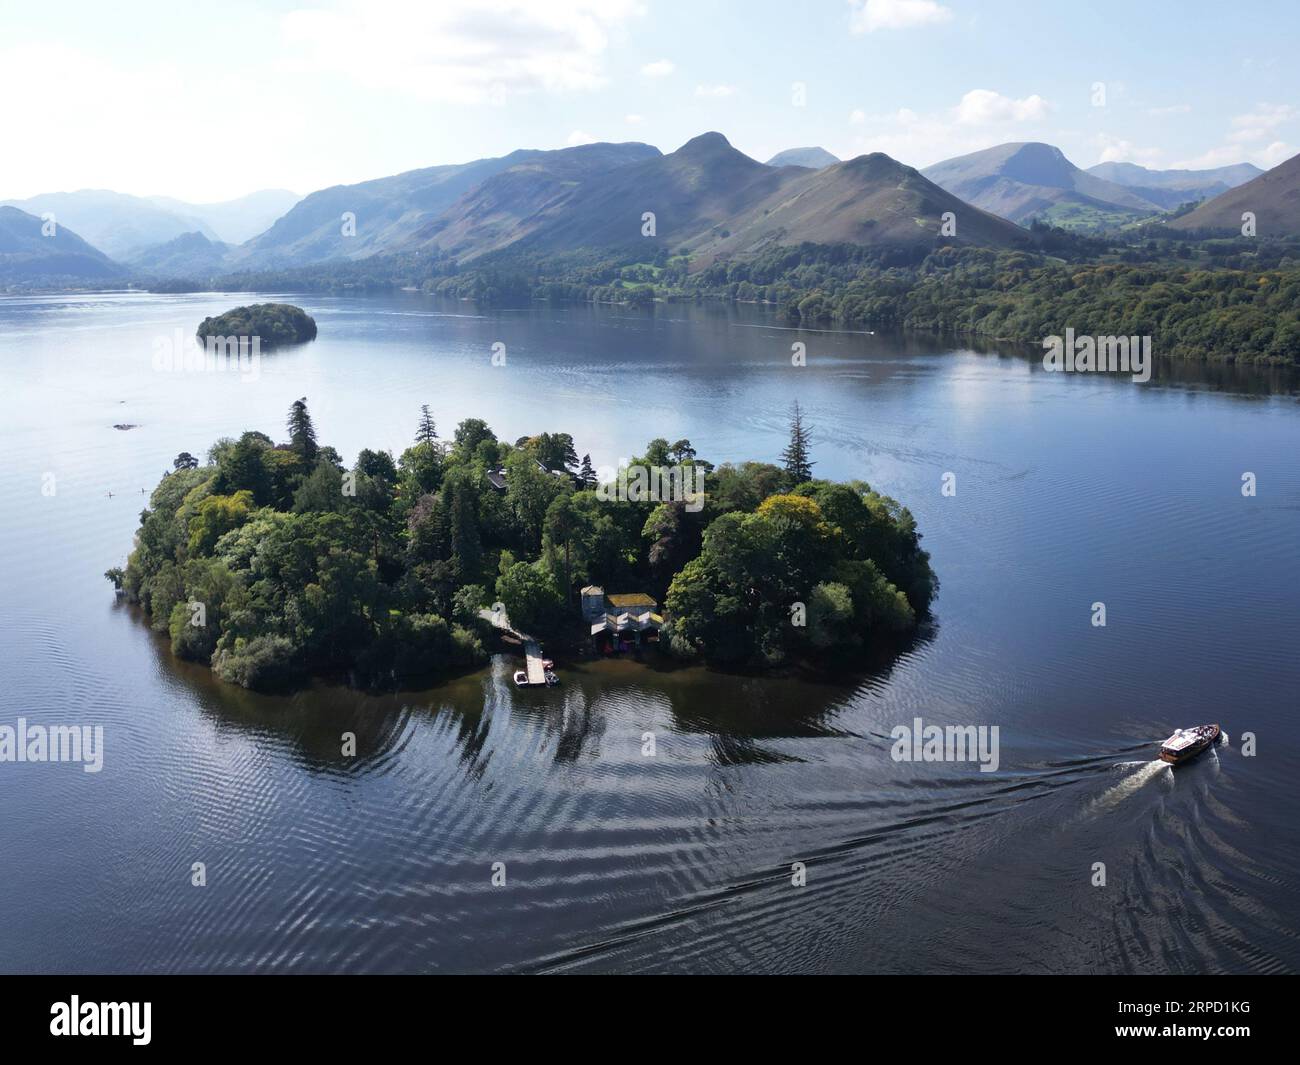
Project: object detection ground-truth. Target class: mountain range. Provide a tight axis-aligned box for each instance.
[0,188,299,259]
[2,135,1295,287]
[402,133,1027,263]
[1086,160,1261,209]
[922,142,1171,230]
[132,134,1025,275]
[233,141,663,268]
[146,190,302,244]
[0,190,217,258]
[922,143,1271,230]
[0,205,125,282]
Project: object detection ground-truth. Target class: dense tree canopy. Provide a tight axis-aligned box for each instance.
[115,399,936,690]
[200,232,1300,365]
[664,487,928,666]
[196,303,317,346]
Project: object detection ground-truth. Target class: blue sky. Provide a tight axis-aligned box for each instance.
[4,0,1297,201]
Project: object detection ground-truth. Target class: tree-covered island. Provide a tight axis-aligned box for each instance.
[196,303,317,347]
[111,399,936,690]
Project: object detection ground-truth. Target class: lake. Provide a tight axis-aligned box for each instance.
[1,289,1298,973]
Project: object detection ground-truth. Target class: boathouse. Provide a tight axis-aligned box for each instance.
[582,586,662,651]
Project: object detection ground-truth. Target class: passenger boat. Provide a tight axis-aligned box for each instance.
[1158,724,1220,765]
[512,670,530,688]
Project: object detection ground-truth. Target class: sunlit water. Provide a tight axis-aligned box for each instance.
[1,290,1297,973]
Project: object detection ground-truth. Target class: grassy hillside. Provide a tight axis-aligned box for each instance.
[923,143,1163,230]
[232,143,660,268]
[1168,153,1300,236]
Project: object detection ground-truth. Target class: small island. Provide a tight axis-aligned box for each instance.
[110,399,936,691]
[196,303,317,347]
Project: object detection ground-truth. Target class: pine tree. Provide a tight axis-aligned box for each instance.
[579,454,598,490]
[559,433,579,472]
[415,405,437,445]
[447,476,482,582]
[287,397,318,462]
[781,400,814,484]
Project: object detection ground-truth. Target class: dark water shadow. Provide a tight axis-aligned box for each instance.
[124,590,936,773]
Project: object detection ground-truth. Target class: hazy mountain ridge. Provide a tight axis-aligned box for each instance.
[474,134,1029,263]
[1088,160,1261,190]
[395,142,666,260]
[232,143,661,268]
[125,231,234,277]
[1086,160,1263,210]
[0,205,126,282]
[0,188,300,260]
[6,134,1292,288]
[765,147,840,169]
[923,142,1165,229]
[506,133,798,256]
[147,189,301,244]
[0,190,219,258]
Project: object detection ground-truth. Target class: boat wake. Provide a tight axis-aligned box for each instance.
[1082,759,1173,817]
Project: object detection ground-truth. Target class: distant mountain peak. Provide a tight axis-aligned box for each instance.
[682,131,731,149]
[991,142,1078,188]
[841,151,907,171]
[766,147,840,169]
[676,132,741,160]
[922,141,1163,229]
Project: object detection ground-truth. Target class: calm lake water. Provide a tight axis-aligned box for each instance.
[1,290,1298,974]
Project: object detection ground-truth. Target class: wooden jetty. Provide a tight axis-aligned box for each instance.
[479,607,549,686]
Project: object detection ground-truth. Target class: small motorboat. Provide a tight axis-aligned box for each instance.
[544,670,559,686]
[512,670,530,688]
[1159,724,1220,765]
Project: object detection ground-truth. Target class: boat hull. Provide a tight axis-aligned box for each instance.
[1159,724,1220,765]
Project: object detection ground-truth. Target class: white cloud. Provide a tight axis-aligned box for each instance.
[1146,104,1191,117]
[1228,103,1296,143]
[695,83,737,98]
[280,0,644,104]
[1258,141,1296,167]
[1173,104,1297,170]
[640,58,674,77]
[1173,141,1293,170]
[837,91,1056,168]
[1095,135,1162,167]
[849,109,866,125]
[955,89,1050,125]
[848,0,952,33]
[566,130,597,146]
[624,113,644,124]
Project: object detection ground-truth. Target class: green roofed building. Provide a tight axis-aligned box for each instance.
[605,593,657,610]
[582,587,662,652]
